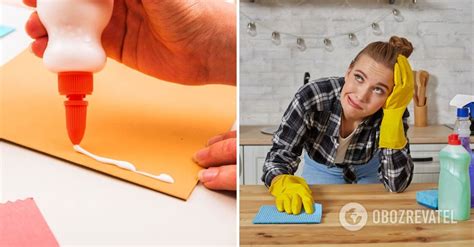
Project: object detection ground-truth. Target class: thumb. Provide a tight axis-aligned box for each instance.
[193,138,236,167]
[198,165,236,191]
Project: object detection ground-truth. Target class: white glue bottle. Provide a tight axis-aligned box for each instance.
[37,0,114,144]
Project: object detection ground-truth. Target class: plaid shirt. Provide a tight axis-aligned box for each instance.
[262,77,414,192]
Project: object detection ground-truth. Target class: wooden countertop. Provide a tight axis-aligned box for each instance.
[240,184,474,246]
[240,125,474,145]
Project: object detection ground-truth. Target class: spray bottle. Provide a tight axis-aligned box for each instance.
[454,108,471,152]
[37,0,114,144]
[449,94,474,208]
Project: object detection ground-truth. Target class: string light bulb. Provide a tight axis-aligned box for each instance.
[242,8,403,52]
[348,33,359,47]
[296,37,306,51]
[271,31,281,45]
[392,8,404,22]
[247,22,257,36]
[323,38,334,52]
[371,22,383,35]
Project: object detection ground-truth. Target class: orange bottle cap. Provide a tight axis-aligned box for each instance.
[58,72,93,145]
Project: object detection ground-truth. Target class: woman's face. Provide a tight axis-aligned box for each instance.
[341,54,394,122]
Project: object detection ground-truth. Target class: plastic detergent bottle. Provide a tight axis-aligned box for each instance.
[450,95,474,208]
[438,134,471,221]
[467,103,474,208]
[37,0,114,144]
[454,107,474,208]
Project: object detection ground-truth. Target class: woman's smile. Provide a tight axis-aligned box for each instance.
[346,94,363,110]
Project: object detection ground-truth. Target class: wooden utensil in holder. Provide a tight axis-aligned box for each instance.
[414,70,429,127]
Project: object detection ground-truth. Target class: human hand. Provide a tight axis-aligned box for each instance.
[379,55,414,149]
[269,175,314,215]
[24,0,236,85]
[193,131,236,191]
[384,55,414,110]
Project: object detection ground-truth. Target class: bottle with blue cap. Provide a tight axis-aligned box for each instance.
[450,95,474,208]
[454,107,472,155]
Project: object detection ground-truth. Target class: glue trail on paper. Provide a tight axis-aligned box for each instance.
[73,145,175,184]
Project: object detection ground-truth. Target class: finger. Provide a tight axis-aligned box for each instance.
[393,62,401,89]
[31,37,48,58]
[398,55,414,89]
[275,197,284,212]
[397,55,408,86]
[23,0,36,7]
[396,56,406,78]
[291,194,302,215]
[198,165,236,191]
[283,194,292,214]
[207,131,236,146]
[25,12,47,39]
[397,54,408,68]
[193,138,236,167]
[301,195,314,214]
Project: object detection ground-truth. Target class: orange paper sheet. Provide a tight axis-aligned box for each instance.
[0,51,236,200]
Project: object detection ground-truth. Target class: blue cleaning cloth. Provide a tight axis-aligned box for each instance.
[0,25,15,38]
[253,203,322,224]
[416,189,438,210]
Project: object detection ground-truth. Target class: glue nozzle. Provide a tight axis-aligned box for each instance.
[58,72,93,145]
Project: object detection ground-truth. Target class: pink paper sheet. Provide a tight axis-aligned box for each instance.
[0,198,59,246]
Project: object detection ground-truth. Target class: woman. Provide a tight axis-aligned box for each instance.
[263,36,415,215]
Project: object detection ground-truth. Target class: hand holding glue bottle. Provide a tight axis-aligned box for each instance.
[26,0,237,190]
[37,0,114,145]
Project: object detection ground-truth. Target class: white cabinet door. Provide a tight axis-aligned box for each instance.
[242,146,269,185]
[242,145,304,185]
[410,144,444,183]
[239,146,244,185]
[410,143,474,183]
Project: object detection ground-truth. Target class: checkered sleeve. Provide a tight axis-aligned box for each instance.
[379,109,414,192]
[261,93,309,187]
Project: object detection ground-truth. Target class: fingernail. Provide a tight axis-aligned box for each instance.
[193,147,209,163]
[198,168,219,182]
[28,43,33,53]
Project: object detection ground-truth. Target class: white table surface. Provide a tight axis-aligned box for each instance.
[0,2,236,246]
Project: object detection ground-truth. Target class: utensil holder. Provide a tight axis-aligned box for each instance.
[414,102,428,127]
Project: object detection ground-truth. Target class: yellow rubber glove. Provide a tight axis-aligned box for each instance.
[269,175,314,215]
[379,55,415,149]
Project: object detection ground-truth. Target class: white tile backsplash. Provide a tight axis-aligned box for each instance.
[240,0,474,125]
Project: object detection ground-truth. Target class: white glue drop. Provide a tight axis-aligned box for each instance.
[136,171,175,184]
[73,145,174,184]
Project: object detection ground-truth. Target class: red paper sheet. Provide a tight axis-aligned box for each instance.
[0,198,59,246]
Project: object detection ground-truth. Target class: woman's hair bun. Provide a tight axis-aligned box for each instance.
[389,36,413,58]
